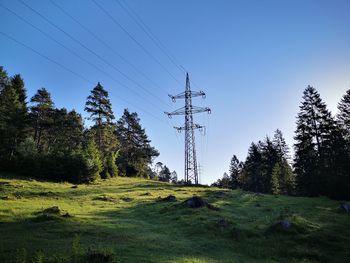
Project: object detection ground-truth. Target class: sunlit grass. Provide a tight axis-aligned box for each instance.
[0,173,349,262]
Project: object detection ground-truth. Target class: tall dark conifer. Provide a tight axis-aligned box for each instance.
[85,82,115,152]
[116,109,159,177]
[30,88,54,151]
[294,85,343,197]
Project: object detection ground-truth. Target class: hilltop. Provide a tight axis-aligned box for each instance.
[0,174,349,263]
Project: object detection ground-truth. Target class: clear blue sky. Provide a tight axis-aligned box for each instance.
[1,0,350,184]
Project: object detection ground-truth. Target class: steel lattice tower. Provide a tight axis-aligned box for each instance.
[165,73,211,184]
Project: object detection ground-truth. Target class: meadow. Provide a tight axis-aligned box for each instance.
[0,173,349,263]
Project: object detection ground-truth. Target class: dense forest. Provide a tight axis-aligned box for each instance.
[0,66,176,183]
[1,65,349,200]
[213,86,350,200]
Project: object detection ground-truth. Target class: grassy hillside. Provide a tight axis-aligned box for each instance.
[0,174,349,263]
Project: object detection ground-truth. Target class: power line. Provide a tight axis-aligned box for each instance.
[115,0,203,91]
[115,0,185,74]
[17,0,170,111]
[48,0,172,97]
[0,30,166,124]
[91,0,184,87]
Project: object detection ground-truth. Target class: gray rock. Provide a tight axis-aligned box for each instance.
[160,195,176,202]
[280,219,291,230]
[341,203,350,212]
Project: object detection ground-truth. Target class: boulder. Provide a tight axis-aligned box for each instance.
[341,203,350,212]
[160,195,177,202]
[280,219,291,230]
[183,196,219,210]
[43,206,61,214]
[184,196,207,208]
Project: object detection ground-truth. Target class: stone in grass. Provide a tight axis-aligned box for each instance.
[160,195,177,202]
[121,197,133,202]
[183,196,219,210]
[280,219,291,230]
[217,217,230,227]
[43,206,61,214]
[71,185,78,189]
[341,203,350,212]
[139,192,152,196]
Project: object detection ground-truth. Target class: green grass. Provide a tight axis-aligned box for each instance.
[0,173,349,263]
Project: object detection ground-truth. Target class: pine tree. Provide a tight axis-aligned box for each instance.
[30,88,54,151]
[10,74,26,107]
[0,66,9,93]
[273,129,290,160]
[229,155,242,189]
[159,165,171,182]
[116,109,159,177]
[0,85,27,162]
[85,82,115,151]
[294,85,343,197]
[49,108,84,154]
[337,89,350,138]
[78,138,103,182]
[0,70,27,165]
[271,163,281,195]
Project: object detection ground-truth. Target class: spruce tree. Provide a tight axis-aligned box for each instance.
[0,70,27,165]
[294,85,343,197]
[116,109,159,177]
[30,88,54,151]
[0,85,27,162]
[229,155,242,189]
[271,163,281,195]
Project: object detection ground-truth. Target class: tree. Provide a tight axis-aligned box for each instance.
[10,74,26,107]
[159,165,171,182]
[48,108,84,154]
[116,109,159,177]
[0,73,27,164]
[337,89,350,138]
[271,163,281,195]
[30,88,54,151]
[273,129,290,160]
[170,170,178,184]
[85,82,115,151]
[78,138,103,182]
[294,85,346,197]
[229,155,242,189]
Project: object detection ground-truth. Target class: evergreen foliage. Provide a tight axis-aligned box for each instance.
[116,109,159,177]
[294,86,349,199]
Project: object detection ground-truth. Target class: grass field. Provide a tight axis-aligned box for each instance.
[0,173,349,263]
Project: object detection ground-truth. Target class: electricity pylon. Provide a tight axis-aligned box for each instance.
[165,73,211,184]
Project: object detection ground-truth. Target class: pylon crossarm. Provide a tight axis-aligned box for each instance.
[169,91,206,102]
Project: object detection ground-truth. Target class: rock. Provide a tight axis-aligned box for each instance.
[280,219,291,230]
[94,195,117,202]
[62,212,72,218]
[43,206,61,214]
[71,185,78,189]
[183,196,219,210]
[160,195,176,202]
[139,192,152,196]
[184,196,207,208]
[341,203,350,212]
[121,197,133,202]
[217,217,229,227]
